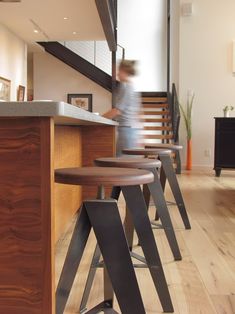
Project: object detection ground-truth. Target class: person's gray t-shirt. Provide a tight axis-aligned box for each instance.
[115,82,141,127]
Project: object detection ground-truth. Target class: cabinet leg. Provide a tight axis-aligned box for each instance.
[215,168,221,177]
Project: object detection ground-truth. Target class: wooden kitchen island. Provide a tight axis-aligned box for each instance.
[0,101,117,314]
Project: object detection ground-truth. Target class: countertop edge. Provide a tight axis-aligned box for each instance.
[0,101,118,126]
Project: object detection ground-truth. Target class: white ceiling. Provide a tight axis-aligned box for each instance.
[0,0,105,44]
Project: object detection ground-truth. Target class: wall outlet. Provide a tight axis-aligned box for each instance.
[204,149,211,157]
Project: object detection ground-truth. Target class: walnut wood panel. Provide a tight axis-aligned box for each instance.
[54,126,82,242]
[0,117,54,314]
[81,125,116,199]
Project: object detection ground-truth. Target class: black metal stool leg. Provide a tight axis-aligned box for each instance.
[175,150,182,174]
[104,265,114,307]
[143,183,151,209]
[122,185,174,313]
[123,203,135,250]
[56,206,91,314]
[79,244,102,313]
[111,186,121,200]
[160,164,167,192]
[112,185,135,250]
[159,154,191,229]
[85,199,146,314]
[144,181,160,221]
[148,168,182,261]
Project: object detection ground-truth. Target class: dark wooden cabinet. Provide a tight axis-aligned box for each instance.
[214,117,235,176]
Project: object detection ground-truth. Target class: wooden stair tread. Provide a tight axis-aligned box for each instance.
[141,114,171,118]
[142,97,167,103]
[141,118,171,123]
[144,134,174,139]
[143,126,173,131]
[142,103,168,108]
[142,110,170,115]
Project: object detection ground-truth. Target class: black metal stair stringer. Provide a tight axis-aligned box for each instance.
[37,41,112,92]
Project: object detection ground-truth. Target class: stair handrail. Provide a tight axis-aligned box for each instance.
[169,83,181,143]
[60,40,125,75]
[117,44,125,60]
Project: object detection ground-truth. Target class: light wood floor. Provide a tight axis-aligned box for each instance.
[55,170,235,314]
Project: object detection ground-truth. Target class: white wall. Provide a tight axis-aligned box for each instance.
[118,0,167,91]
[33,52,111,114]
[170,0,180,89]
[27,52,34,100]
[0,23,27,100]
[179,0,235,168]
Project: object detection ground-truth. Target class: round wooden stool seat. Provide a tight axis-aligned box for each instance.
[95,157,161,169]
[55,166,154,186]
[123,148,171,156]
[145,143,183,151]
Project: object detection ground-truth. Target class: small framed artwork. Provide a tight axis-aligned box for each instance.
[0,76,11,101]
[67,93,92,112]
[17,85,25,101]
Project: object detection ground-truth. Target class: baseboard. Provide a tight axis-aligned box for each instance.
[181,164,213,171]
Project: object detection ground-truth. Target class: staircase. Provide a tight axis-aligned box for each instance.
[140,92,181,174]
[140,93,174,145]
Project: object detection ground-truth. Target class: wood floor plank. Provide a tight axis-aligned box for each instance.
[182,220,235,295]
[211,295,235,314]
[197,220,235,275]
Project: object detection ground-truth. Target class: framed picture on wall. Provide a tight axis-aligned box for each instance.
[67,93,92,112]
[0,77,11,101]
[17,85,25,101]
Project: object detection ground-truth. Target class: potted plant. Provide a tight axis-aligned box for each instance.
[223,105,234,117]
[179,93,195,170]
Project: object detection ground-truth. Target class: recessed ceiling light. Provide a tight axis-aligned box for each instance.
[30,19,50,40]
[63,17,68,20]
[72,31,77,35]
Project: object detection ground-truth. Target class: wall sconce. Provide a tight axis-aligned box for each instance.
[181,3,193,17]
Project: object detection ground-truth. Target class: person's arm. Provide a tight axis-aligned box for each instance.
[102,107,121,119]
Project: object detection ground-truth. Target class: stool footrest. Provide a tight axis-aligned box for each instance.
[83,300,119,314]
[166,200,177,206]
[151,221,163,229]
[130,251,147,264]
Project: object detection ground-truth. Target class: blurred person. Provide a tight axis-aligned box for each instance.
[103,60,143,156]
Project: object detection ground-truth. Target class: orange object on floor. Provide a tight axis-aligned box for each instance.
[186,139,192,170]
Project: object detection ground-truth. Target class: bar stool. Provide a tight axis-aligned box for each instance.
[123,148,191,230]
[145,143,183,178]
[79,157,177,313]
[95,157,181,261]
[55,167,173,314]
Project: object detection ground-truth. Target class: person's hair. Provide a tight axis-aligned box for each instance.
[119,60,137,76]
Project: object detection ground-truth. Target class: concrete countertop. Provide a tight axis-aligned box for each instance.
[0,101,118,126]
